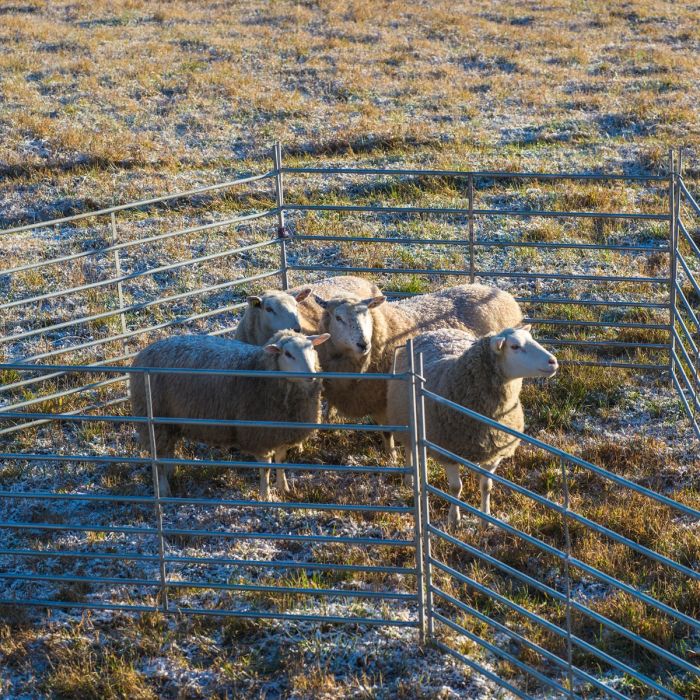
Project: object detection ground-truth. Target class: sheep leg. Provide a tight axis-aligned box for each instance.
[153,430,177,499]
[445,463,462,527]
[275,447,290,495]
[479,458,502,524]
[400,441,413,488]
[259,457,272,501]
[382,431,395,455]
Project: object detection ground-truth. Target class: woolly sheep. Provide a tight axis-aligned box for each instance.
[234,276,380,345]
[386,326,558,526]
[294,275,381,335]
[313,284,523,446]
[234,288,311,345]
[130,330,330,500]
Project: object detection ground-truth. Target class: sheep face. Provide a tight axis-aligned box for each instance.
[490,325,559,379]
[264,332,330,382]
[247,289,311,339]
[314,295,385,358]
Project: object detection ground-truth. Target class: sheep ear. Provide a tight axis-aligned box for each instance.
[313,294,329,309]
[248,296,262,308]
[309,333,331,346]
[295,288,311,303]
[264,344,282,355]
[490,336,506,354]
[518,323,532,332]
[365,296,386,309]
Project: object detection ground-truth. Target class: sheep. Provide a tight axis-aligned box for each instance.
[313,283,522,450]
[234,276,380,345]
[234,288,311,345]
[294,275,381,335]
[386,325,558,526]
[129,330,330,500]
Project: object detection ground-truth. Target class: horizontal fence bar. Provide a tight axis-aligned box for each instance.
[0,238,279,312]
[679,219,700,259]
[427,484,700,649]
[288,263,669,285]
[516,296,669,310]
[677,252,700,298]
[432,639,532,700]
[675,284,700,335]
[0,549,415,576]
[291,233,668,254]
[0,362,405,381]
[0,571,415,601]
[169,606,419,627]
[0,209,275,277]
[1,269,281,367]
[3,254,282,344]
[432,610,572,697]
[424,441,700,582]
[673,332,700,392]
[282,165,668,182]
[430,578,627,699]
[0,410,409,433]
[427,549,676,700]
[284,203,669,221]
[0,172,275,236]
[0,376,122,413]
[0,521,415,547]
[428,531,686,700]
[0,490,414,514]
[680,179,700,217]
[0,452,410,475]
[0,598,417,627]
[431,586,586,698]
[420,388,700,520]
[672,372,700,441]
[525,317,670,331]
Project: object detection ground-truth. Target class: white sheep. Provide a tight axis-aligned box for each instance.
[234,276,380,345]
[313,284,523,450]
[234,288,311,345]
[386,325,558,526]
[130,330,330,500]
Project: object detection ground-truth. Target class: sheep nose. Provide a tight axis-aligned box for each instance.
[548,357,557,365]
[357,341,367,352]
[294,326,301,333]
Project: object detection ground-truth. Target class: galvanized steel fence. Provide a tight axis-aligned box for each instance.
[0,146,698,697]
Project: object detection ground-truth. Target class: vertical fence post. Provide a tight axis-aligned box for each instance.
[109,212,128,337]
[560,457,575,699]
[273,142,290,291]
[668,150,678,382]
[415,350,434,642]
[144,371,169,613]
[407,339,426,643]
[468,174,475,284]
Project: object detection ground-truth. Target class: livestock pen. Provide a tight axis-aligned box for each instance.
[0,145,698,698]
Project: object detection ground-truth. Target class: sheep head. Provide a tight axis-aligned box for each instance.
[489,325,558,379]
[313,293,385,358]
[264,331,330,382]
[246,288,311,340]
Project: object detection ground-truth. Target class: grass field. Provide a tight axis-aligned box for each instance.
[1,1,700,698]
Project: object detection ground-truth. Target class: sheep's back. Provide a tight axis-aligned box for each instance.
[396,284,521,336]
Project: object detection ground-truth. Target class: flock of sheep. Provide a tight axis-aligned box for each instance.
[129,276,558,526]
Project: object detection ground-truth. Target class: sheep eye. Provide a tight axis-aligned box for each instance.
[284,351,294,359]
[335,315,344,323]
[511,345,520,350]
[265,307,274,313]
